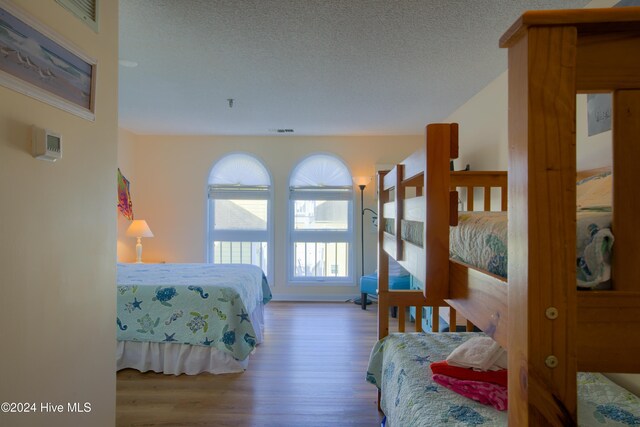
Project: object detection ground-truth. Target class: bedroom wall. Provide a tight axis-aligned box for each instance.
[117,134,422,300]
[446,73,613,173]
[0,1,118,426]
[444,0,639,396]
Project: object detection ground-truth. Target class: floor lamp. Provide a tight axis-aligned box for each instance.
[353,176,375,306]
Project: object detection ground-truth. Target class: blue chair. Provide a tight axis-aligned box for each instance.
[360,274,411,314]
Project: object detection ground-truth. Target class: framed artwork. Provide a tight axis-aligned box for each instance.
[0,0,96,120]
[118,169,134,220]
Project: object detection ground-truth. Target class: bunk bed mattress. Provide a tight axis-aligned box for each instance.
[116,263,272,373]
[367,332,640,427]
[448,210,614,289]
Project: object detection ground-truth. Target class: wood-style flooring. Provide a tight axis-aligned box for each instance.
[117,302,407,427]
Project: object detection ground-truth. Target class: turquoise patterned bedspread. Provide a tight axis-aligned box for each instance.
[367,332,640,426]
[116,263,272,361]
[449,210,614,289]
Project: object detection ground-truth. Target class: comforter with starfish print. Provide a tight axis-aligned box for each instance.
[116,263,271,361]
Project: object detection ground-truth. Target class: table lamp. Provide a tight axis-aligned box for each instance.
[126,220,154,263]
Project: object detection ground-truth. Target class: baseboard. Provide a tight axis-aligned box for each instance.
[270,294,364,302]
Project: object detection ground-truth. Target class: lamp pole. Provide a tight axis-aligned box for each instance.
[359,184,366,280]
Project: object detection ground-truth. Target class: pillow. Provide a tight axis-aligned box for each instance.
[576,171,612,210]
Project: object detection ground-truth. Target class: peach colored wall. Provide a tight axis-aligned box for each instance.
[117,134,422,299]
[0,1,118,426]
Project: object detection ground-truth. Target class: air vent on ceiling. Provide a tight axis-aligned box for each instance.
[55,0,99,32]
[274,129,294,133]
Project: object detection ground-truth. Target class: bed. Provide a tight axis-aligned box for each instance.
[367,333,640,427]
[116,263,271,375]
[370,7,640,425]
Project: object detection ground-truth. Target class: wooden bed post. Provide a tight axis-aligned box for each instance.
[612,90,640,290]
[424,123,455,304]
[504,25,578,425]
[377,170,390,340]
[501,8,640,424]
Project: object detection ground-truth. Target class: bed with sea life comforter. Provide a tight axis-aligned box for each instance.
[116,263,271,375]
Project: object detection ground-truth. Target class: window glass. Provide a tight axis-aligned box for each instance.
[289,154,353,282]
[207,154,272,281]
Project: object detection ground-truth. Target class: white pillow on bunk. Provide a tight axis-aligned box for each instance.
[577,171,612,210]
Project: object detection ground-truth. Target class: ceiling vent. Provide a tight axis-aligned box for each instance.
[270,129,294,133]
[55,0,99,32]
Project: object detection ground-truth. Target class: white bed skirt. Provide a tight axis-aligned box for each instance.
[117,303,264,375]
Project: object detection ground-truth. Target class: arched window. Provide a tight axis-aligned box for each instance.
[208,153,272,281]
[288,154,354,283]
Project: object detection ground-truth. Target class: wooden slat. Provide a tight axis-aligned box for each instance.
[611,90,640,292]
[483,187,491,211]
[450,171,508,213]
[402,148,426,183]
[499,7,640,48]
[385,290,430,307]
[447,260,508,348]
[424,123,452,302]
[402,173,423,189]
[395,164,404,260]
[382,167,397,191]
[506,25,578,425]
[382,202,396,220]
[397,306,406,333]
[378,171,391,340]
[403,196,425,222]
[450,123,459,160]
[382,233,397,260]
[431,306,439,332]
[401,239,425,285]
[450,171,508,187]
[576,292,640,373]
[449,308,457,333]
[415,306,423,332]
[449,191,458,226]
[466,320,474,332]
[576,30,640,91]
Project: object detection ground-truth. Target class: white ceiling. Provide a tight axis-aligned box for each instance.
[118,0,590,136]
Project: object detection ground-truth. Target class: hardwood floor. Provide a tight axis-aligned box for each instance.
[117,302,403,427]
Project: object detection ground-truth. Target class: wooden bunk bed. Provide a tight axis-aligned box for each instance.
[373,8,640,426]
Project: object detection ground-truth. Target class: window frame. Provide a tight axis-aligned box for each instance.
[206,153,274,285]
[287,154,355,286]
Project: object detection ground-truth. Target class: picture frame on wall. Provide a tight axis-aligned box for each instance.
[0,0,96,121]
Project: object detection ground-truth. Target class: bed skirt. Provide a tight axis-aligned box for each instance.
[117,303,264,375]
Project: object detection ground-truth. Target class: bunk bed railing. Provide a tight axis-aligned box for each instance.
[377,124,511,339]
[377,123,458,339]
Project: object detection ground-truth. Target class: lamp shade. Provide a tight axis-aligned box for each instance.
[353,176,371,187]
[126,220,154,238]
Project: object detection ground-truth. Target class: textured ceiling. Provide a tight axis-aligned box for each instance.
[118,0,590,136]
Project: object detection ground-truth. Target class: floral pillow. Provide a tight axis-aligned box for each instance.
[577,171,612,210]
